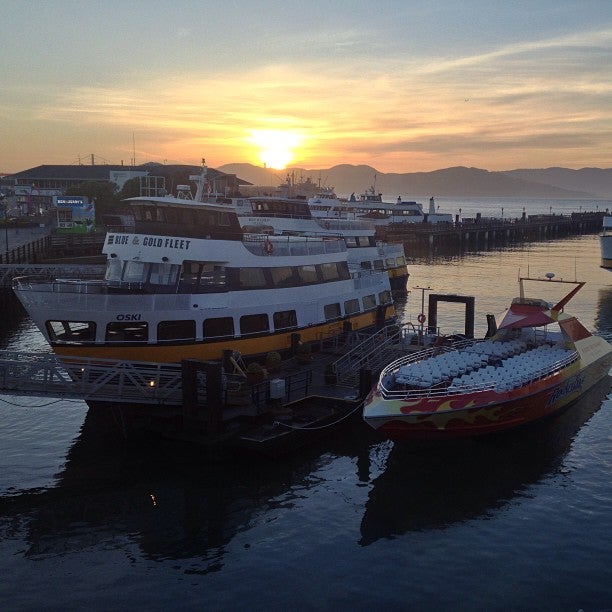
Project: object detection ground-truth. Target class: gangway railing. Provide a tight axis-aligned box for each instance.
[332,324,411,384]
[0,351,183,405]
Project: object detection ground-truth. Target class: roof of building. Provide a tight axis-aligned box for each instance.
[7,163,251,185]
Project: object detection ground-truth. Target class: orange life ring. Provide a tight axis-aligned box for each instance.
[417,313,426,324]
[264,240,274,255]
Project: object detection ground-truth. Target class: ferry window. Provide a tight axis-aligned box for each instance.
[155,207,165,222]
[203,317,234,339]
[396,256,406,266]
[345,237,358,248]
[105,258,123,281]
[240,314,270,335]
[46,320,96,343]
[297,264,318,284]
[144,207,154,221]
[217,211,232,226]
[337,262,351,280]
[164,207,179,224]
[324,303,341,320]
[201,264,226,288]
[105,322,149,343]
[181,261,201,285]
[362,294,376,310]
[357,236,371,247]
[344,299,360,315]
[386,258,396,267]
[379,290,392,305]
[270,266,294,287]
[273,310,297,330]
[374,260,384,270]
[239,267,267,288]
[150,262,179,285]
[360,261,372,270]
[123,260,148,282]
[158,320,196,342]
[320,262,340,281]
[181,209,196,225]
[133,207,143,221]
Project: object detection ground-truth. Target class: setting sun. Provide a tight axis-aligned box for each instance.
[248,129,304,169]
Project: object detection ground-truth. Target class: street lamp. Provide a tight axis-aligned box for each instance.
[0,194,8,263]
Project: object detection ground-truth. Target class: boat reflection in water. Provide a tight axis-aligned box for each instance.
[11,374,609,564]
[595,286,612,339]
[15,414,378,570]
[0,290,29,347]
[359,376,610,546]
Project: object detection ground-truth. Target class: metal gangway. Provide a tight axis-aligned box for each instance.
[0,350,184,405]
[331,324,419,385]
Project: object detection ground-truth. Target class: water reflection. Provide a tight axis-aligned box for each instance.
[359,377,611,545]
[595,287,612,338]
[0,290,28,346]
[2,414,379,572]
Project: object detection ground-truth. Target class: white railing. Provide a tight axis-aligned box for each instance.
[378,344,580,400]
[0,351,183,405]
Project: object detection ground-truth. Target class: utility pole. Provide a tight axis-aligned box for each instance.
[1,194,8,262]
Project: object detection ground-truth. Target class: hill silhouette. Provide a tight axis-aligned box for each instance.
[219,163,612,199]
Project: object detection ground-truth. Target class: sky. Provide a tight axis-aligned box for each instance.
[1,0,611,174]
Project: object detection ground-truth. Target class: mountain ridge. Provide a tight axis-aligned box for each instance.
[218,163,612,199]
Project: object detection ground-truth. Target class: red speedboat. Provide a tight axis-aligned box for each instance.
[363,275,612,440]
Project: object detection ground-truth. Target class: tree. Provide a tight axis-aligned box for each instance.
[115,177,141,201]
[65,181,118,222]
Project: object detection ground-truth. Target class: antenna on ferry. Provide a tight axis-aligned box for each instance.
[193,157,208,201]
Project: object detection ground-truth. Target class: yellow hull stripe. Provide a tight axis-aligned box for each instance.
[54,307,395,363]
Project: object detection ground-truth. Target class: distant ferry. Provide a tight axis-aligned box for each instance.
[308,184,453,226]
[231,195,409,291]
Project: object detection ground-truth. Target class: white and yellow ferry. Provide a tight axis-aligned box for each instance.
[13,195,396,364]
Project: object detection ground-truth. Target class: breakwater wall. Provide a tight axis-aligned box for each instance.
[377,212,604,256]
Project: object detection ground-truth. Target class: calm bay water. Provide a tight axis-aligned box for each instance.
[1,205,611,610]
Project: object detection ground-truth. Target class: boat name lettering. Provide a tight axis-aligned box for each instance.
[116,314,142,321]
[547,374,584,406]
[107,234,130,245]
[142,237,191,250]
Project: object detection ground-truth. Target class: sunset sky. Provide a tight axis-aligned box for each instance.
[1,0,611,174]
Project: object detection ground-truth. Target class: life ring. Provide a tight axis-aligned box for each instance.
[417,313,426,324]
[264,240,274,255]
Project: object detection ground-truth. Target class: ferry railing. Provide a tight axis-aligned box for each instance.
[12,275,109,294]
[242,234,346,257]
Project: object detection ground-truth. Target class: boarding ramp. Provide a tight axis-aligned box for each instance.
[331,324,417,385]
[0,350,183,405]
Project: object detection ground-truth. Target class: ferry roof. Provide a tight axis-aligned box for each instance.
[125,195,237,214]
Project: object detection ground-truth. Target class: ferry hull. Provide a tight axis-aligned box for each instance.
[364,356,611,441]
[51,308,394,363]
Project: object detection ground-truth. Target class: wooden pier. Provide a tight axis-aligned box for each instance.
[0,325,418,452]
[377,211,604,255]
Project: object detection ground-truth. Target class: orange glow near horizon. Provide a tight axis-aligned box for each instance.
[247,129,305,170]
